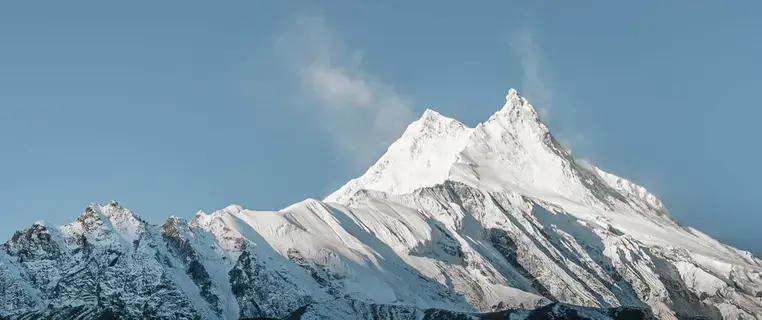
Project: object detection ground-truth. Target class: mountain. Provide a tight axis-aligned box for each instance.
[241,299,657,320]
[2,89,761,320]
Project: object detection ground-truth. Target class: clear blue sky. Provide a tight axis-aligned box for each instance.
[1,1,760,255]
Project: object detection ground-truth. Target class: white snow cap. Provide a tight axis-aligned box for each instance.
[506,88,519,100]
[420,108,443,119]
[327,88,665,219]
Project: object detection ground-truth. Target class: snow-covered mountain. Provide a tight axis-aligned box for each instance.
[243,299,657,320]
[2,89,761,320]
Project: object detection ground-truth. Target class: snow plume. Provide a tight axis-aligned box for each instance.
[508,29,553,121]
[558,132,593,156]
[277,14,415,167]
[507,29,593,156]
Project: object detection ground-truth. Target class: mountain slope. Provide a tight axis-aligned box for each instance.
[2,89,761,320]
[244,299,657,320]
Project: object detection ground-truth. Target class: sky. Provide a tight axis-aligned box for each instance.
[1,1,760,255]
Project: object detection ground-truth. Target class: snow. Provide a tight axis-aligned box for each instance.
[2,88,761,319]
[320,88,762,318]
[325,108,473,204]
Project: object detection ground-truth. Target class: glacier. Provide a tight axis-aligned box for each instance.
[1,89,761,319]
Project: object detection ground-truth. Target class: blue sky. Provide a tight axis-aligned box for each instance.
[1,1,760,255]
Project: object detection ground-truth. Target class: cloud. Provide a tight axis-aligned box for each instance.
[277,14,415,167]
[573,157,596,172]
[507,29,592,156]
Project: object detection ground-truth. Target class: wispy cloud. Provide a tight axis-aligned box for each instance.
[507,29,592,156]
[508,29,553,121]
[277,14,415,167]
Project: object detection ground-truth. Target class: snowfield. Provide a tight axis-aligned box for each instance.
[1,89,761,320]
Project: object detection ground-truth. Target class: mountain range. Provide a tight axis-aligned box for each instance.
[1,89,760,319]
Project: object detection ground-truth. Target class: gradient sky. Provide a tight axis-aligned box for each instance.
[1,1,760,255]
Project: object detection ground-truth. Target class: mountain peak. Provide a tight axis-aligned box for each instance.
[327,88,671,222]
[492,88,541,124]
[420,108,443,120]
[505,87,519,101]
[327,88,558,204]
[412,108,464,135]
[325,108,473,204]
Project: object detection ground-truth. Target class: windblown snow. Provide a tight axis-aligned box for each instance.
[2,89,761,320]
